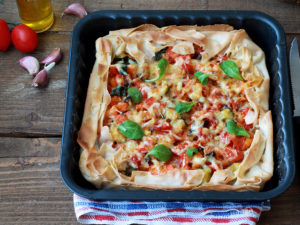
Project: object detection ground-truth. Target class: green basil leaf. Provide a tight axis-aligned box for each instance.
[186,148,198,157]
[194,71,215,85]
[146,144,172,162]
[220,60,243,80]
[117,120,144,140]
[146,58,168,82]
[128,88,142,104]
[226,120,250,137]
[111,85,126,97]
[152,47,168,61]
[175,102,195,113]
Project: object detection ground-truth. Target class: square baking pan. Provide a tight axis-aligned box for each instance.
[60,10,295,201]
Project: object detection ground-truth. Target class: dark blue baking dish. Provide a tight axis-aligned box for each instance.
[60,10,295,201]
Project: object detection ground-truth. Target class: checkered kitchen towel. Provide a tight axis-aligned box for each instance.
[74,194,270,225]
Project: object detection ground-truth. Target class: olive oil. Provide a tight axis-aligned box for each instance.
[16,0,54,33]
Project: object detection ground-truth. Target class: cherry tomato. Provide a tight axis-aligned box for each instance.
[0,20,11,51]
[11,24,38,53]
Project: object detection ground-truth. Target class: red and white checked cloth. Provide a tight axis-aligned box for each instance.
[74,194,270,225]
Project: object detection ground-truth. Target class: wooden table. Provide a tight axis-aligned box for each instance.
[0,0,299,224]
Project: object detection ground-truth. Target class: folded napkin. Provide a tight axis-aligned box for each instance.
[74,194,270,225]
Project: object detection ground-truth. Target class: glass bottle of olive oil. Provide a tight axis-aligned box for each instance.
[16,0,54,33]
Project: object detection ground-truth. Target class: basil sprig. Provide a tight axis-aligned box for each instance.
[146,58,168,82]
[186,148,198,157]
[226,120,250,137]
[220,60,243,81]
[117,120,144,140]
[175,102,195,113]
[194,71,216,85]
[146,144,172,162]
[128,88,142,104]
[111,85,127,97]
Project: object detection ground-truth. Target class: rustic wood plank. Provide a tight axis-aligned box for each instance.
[0,137,78,224]
[260,123,300,224]
[0,32,70,136]
[0,0,300,33]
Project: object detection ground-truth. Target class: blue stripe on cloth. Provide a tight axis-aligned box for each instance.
[127,203,148,210]
[165,202,185,209]
[74,200,269,211]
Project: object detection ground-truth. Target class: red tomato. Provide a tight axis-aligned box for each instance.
[136,97,155,111]
[131,155,141,167]
[176,55,194,74]
[109,96,122,107]
[152,121,172,131]
[166,47,178,63]
[11,24,38,53]
[0,20,11,51]
[115,114,128,124]
[223,148,244,163]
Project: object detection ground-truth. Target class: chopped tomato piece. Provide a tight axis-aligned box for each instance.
[109,96,122,107]
[160,102,167,107]
[214,53,228,62]
[205,161,217,172]
[193,44,204,57]
[165,164,175,171]
[176,55,194,74]
[127,66,137,78]
[136,146,147,153]
[115,102,129,112]
[152,121,172,131]
[136,97,155,111]
[221,131,250,151]
[166,46,178,63]
[202,86,210,97]
[108,66,119,77]
[115,114,128,124]
[131,155,141,167]
[108,76,118,88]
[132,78,142,88]
[228,97,247,111]
[108,69,124,88]
[210,88,224,100]
[220,148,244,163]
[149,166,160,175]
[181,153,191,169]
[141,87,148,99]
[115,74,125,86]
[241,107,250,116]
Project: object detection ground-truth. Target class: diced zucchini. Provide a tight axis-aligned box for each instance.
[202,167,212,183]
[164,108,179,121]
[171,119,186,133]
[110,124,126,143]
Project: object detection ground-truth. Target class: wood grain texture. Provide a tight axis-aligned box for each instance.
[0,32,70,136]
[0,138,78,224]
[0,0,300,33]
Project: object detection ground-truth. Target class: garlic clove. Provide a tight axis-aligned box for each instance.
[19,56,40,76]
[32,62,55,88]
[41,48,62,65]
[63,3,87,18]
